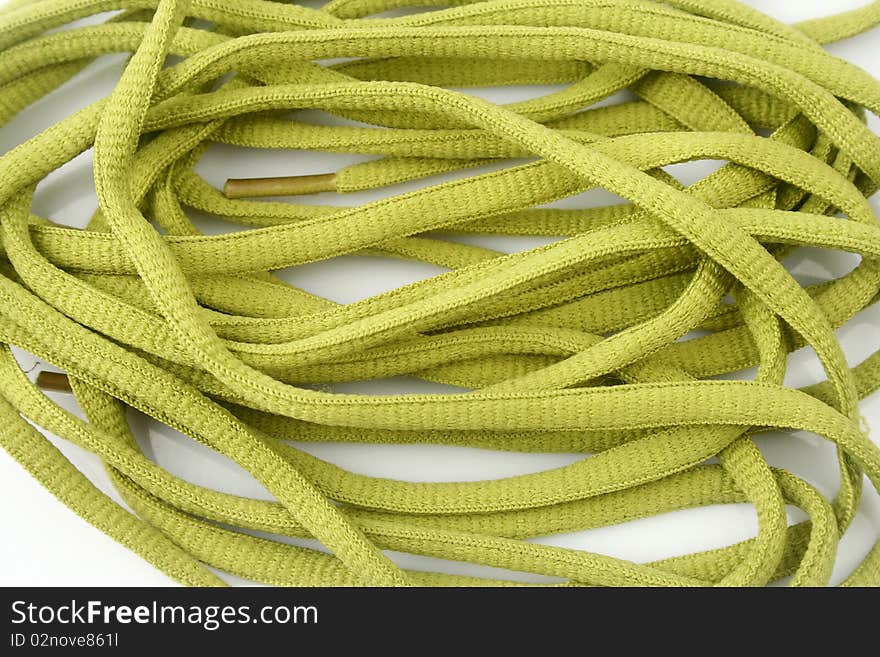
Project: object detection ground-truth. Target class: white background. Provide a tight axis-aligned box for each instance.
[2,0,880,586]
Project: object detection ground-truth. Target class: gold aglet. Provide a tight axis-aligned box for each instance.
[36,371,72,393]
[223,173,337,199]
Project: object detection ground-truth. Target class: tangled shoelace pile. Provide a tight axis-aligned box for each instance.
[3,0,880,587]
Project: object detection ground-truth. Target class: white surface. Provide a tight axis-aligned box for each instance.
[2,0,880,586]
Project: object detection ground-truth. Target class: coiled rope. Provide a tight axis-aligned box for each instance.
[2,0,880,586]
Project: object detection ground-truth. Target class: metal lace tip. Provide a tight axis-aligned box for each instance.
[35,371,72,393]
[223,173,337,199]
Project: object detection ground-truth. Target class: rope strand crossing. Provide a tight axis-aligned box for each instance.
[2,0,880,586]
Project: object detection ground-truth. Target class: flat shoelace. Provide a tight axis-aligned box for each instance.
[2,0,880,586]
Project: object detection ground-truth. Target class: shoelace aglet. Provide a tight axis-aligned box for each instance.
[35,371,72,393]
[223,173,337,199]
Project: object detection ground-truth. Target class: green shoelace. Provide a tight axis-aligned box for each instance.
[3,0,880,587]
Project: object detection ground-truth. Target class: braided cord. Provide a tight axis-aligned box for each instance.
[2,0,880,586]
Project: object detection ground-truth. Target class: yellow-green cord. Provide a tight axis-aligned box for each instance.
[2,0,880,586]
